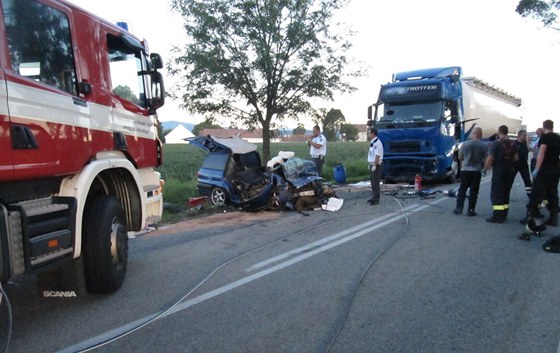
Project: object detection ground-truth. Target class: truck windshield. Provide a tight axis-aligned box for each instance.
[376,101,442,128]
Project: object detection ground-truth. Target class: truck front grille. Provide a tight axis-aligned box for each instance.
[389,141,421,153]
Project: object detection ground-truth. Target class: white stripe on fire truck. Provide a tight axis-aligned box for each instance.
[0,79,157,140]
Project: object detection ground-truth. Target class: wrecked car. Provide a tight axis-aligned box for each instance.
[267,154,335,211]
[188,135,335,211]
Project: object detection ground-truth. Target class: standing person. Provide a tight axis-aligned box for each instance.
[530,128,546,218]
[453,127,487,216]
[530,127,543,172]
[306,125,327,176]
[367,127,383,205]
[482,125,518,223]
[513,129,532,198]
[520,119,560,227]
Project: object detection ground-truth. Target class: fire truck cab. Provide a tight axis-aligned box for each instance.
[0,0,165,293]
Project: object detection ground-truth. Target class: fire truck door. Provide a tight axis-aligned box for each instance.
[0,67,13,181]
[3,0,92,180]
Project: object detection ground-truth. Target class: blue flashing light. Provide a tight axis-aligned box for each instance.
[116,21,129,31]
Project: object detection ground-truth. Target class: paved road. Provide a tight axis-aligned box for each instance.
[2,174,560,353]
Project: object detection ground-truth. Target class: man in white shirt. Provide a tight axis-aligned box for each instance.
[306,125,327,176]
[367,127,383,205]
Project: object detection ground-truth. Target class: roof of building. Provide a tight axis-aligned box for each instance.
[164,124,195,143]
[199,128,264,139]
[355,124,369,133]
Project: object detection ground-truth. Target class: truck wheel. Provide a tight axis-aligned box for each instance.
[210,187,227,206]
[83,195,128,294]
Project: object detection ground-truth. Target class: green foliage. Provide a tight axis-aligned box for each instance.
[156,117,166,143]
[339,123,359,141]
[516,0,560,27]
[113,85,139,104]
[292,123,306,135]
[315,108,345,141]
[192,118,222,136]
[157,144,205,182]
[168,0,363,161]
[163,178,198,205]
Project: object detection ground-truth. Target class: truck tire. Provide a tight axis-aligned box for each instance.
[83,195,128,294]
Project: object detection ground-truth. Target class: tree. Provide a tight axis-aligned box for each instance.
[157,119,166,143]
[292,123,307,135]
[192,118,222,136]
[516,0,560,28]
[113,85,139,104]
[169,0,362,161]
[339,123,359,141]
[314,108,345,141]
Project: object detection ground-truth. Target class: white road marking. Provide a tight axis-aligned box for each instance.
[56,196,448,352]
[163,201,446,317]
[245,203,420,272]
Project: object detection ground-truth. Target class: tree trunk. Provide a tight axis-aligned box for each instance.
[262,121,271,163]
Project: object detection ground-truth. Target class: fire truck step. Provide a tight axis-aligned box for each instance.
[30,229,73,266]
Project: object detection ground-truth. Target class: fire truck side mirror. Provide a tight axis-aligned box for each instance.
[79,81,92,95]
[150,53,163,70]
[148,71,165,113]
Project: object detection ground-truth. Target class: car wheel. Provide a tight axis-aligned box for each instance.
[211,187,227,206]
[83,195,128,294]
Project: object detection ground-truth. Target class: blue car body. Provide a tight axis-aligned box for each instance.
[189,136,275,211]
[189,136,328,211]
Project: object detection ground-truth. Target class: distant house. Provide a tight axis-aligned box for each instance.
[164,124,195,144]
[198,128,279,143]
[356,124,370,141]
[279,135,307,142]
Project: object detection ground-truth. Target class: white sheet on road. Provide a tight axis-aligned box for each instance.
[322,197,344,211]
[347,181,371,188]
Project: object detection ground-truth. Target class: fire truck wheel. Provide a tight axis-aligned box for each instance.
[210,187,227,206]
[83,195,128,294]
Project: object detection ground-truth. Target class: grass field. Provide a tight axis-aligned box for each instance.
[156,141,372,220]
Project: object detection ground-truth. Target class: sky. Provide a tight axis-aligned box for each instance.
[68,0,560,131]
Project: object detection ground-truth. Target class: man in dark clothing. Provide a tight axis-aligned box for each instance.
[482,125,518,223]
[530,127,543,172]
[520,120,560,226]
[513,129,532,198]
[454,127,487,216]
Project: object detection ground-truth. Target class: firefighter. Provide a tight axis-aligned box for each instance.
[482,125,518,223]
[520,119,560,226]
[513,129,532,198]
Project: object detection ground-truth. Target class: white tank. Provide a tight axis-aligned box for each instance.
[461,77,524,139]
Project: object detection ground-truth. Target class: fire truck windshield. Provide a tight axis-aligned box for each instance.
[376,101,443,128]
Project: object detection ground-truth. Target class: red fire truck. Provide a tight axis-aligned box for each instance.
[0,0,165,293]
